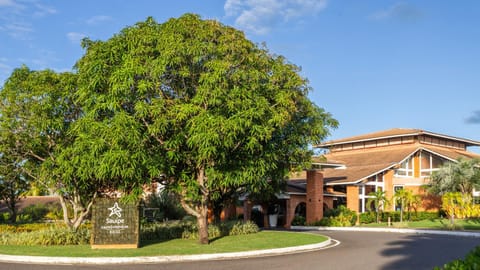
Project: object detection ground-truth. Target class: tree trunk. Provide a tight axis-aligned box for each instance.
[197,209,209,244]
[57,192,96,231]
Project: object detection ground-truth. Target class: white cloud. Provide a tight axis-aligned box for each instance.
[33,3,57,17]
[4,22,33,39]
[0,0,16,7]
[224,0,328,35]
[0,0,57,40]
[86,15,113,25]
[67,32,87,43]
[369,2,422,22]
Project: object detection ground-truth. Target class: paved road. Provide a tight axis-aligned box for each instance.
[0,231,478,270]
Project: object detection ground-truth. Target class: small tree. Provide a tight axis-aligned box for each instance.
[394,188,415,223]
[367,190,390,223]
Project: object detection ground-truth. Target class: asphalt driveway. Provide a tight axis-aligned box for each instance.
[0,230,478,270]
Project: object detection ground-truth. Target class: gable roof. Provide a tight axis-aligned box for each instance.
[322,144,480,185]
[318,128,480,148]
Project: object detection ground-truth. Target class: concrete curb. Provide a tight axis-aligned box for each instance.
[292,226,480,238]
[0,235,333,265]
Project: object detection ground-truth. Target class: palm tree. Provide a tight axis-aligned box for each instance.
[367,190,390,223]
[394,188,415,223]
[428,158,480,195]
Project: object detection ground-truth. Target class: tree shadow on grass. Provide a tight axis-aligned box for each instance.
[139,235,226,248]
[139,238,177,248]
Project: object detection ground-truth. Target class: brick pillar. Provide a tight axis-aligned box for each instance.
[306,170,324,224]
[346,185,359,212]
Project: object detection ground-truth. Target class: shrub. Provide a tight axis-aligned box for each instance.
[140,221,186,241]
[291,215,306,226]
[19,204,49,222]
[0,225,90,246]
[434,246,480,270]
[0,223,55,233]
[315,206,357,227]
[359,212,376,224]
[409,211,440,221]
[181,223,222,240]
[228,221,259,235]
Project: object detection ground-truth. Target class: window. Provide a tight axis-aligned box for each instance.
[395,157,414,177]
[420,152,447,177]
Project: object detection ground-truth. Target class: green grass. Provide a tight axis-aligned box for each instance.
[0,231,328,257]
[359,218,480,230]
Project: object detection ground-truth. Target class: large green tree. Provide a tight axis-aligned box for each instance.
[74,14,337,244]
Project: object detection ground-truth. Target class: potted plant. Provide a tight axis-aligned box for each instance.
[268,204,280,228]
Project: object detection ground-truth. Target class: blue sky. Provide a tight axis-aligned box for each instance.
[1,0,479,149]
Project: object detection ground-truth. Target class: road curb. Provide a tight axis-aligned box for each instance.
[292,226,480,237]
[0,234,333,265]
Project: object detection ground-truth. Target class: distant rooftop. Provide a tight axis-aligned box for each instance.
[317,128,480,148]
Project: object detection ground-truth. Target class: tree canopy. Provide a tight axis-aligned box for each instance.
[74,14,337,243]
[1,14,337,242]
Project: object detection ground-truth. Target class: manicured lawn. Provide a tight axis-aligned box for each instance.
[359,218,480,230]
[0,231,328,257]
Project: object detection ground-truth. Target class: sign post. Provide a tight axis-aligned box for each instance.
[91,198,140,249]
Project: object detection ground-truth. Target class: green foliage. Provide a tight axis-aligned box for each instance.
[429,158,480,195]
[0,225,90,246]
[181,223,222,240]
[225,220,259,236]
[140,221,187,241]
[359,211,440,224]
[367,190,390,223]
[394,188,419,222]
[141,219,258,241]
[359,211,377,224]
[291,215,306,226]
[0,223,58,233]
[434,246,480,270]
[144,190,186,221]
[315,206,357,227]
[74,14,337,243]
[2,14,337,243]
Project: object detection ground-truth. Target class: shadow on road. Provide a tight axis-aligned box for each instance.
[380,234,478,270]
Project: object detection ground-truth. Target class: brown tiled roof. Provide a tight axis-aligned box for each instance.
[422,144,480,160]
[322,143,480,185]
[323,144,418,183]
[318,128,480,147]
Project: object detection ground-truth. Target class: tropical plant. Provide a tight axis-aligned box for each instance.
[429,158,480,195]
[367,190,390,223]
[394,188,418,222]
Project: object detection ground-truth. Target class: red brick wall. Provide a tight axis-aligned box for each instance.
[306,170,324,224]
